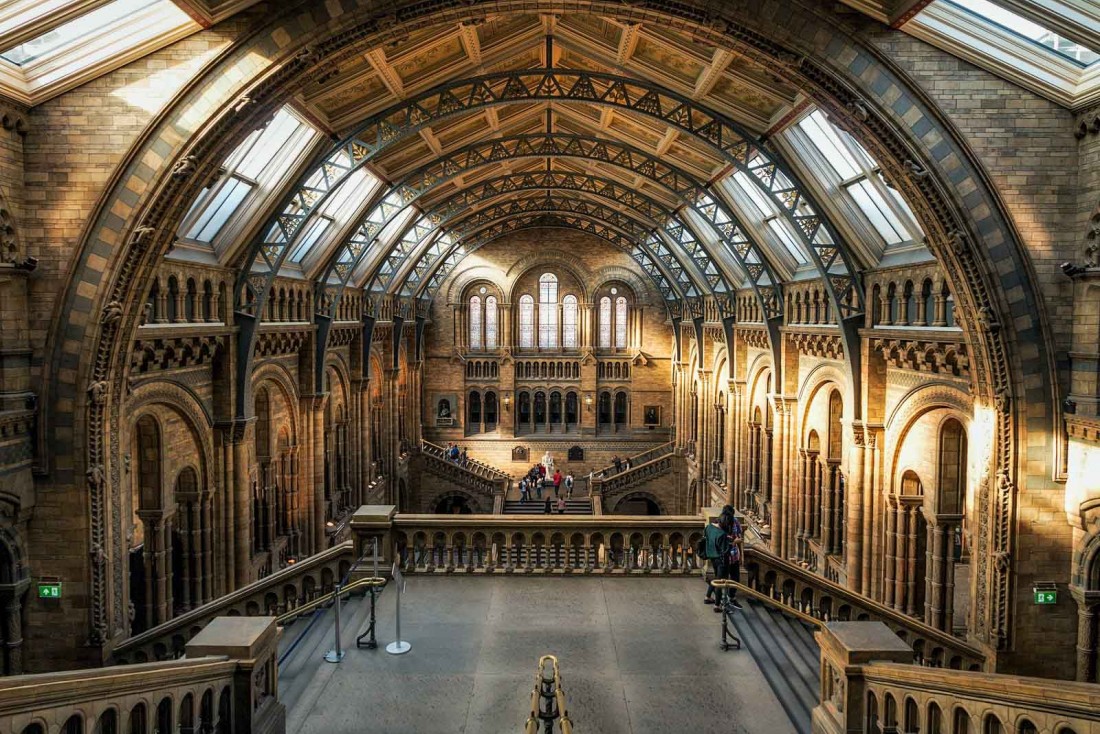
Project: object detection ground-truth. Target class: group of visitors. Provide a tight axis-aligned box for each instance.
[703,505,744,613]
[518,465,575,513]
[610,455,632,474]
[445,442,469,467]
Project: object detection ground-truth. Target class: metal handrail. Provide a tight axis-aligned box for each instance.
[711,579,822,628]
[524,654,573,734]
[275,577,386,625]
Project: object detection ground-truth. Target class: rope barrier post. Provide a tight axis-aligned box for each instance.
[324,583,345,663]
[386,549,411,655]
[713,579,742,652]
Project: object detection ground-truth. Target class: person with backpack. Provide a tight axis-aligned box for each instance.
[564,472,574,499]
[519,478,529,503]
[703,513,731,612]
[720,505,744,611]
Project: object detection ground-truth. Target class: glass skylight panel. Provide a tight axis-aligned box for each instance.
[184,177,252,243]
[730,171,778,218]
[288,216,333,263]
[946,0,1098,65]
[798,111,864,180]
[320,168,372,219]
[845,179,909,245]
[1,0,169,66]
[235,110,306,180]
[766,219,809,264]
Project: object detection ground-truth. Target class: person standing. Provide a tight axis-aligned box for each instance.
[565,472,574,499]
[613,455,622,473]
[722,506,744,611]
[703,513,730,612]
[553,469,563,496]
[535,469,543,500]
[544,496,552,514]
[461,447,468,467]
[556,497,567,514]
[519,478,528,503]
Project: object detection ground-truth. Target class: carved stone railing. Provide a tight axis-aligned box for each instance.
[744,546,987,672]
[592,453,674,504]
[1,617,283,734]
[814,621,1100,734]
[592,441,674,477]
[386,514,705,574]
[421,440,513,483]
[111,541,356,664]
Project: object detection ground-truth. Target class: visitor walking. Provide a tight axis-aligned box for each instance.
[556,497,567,514]
[544,496,552,514]
[535,468,543,499]
[460,447,468,467]
[721,505,744,610]
[565,472,574,498]
[519,478,529,502]
[613,455,622,473]
[553,469,563,496]
[703,513,731,612]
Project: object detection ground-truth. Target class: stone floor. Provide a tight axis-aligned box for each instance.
[279,576,798,733]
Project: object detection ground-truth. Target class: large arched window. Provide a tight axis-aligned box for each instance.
[615,296,628,348]
[598,297,611,349]
[938,419,967,515]
[468,295,482,350]
[485,296,498,349]
[562,295,578,348]
[539,273,558,348]
[518,295,534,348]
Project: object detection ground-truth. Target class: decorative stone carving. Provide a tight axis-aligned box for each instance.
[170,155,199,179]
[904,159,929,179]
[87,381,108,405]
[102,301,125,327]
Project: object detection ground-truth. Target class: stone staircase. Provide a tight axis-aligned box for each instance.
[503,497,593,515]
[734,598,821,732]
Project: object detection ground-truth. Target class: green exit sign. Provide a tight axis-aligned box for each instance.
[37,582,61,599]
[1034,589,1057,605]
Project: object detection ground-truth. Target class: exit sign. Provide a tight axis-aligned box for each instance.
[1034,589,1057,605]
[37,582,61,599]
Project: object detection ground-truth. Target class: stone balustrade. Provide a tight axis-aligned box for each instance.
[592,441,674,477]
[0,617,283,734]
[592,453,675,503]
[745,547,986,671]
[813,621,1100,734]
[384,514,705,574]
[111,541,356,664]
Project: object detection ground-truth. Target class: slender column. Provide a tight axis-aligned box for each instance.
[312,397,326,550]
[933,293,947,327]
[208,290,221,323]
[798,450,809,559]
[893,505,908,612]
[905,506,918,616]
[944,544,956,633]
[178,505,191,612]
[174,287,187,324]
[927,522,944,629]
[847,428,866,593]
[1,594,24,674]
[883,500,897,609]
[1073,589,1099,683]
[231,426,252,588]
[821,460,834,554]
[866,430,882,601]
[201,497,214,603]
[156,289,169,323]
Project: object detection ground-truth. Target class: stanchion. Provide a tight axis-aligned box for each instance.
[712,579,741,652]
[386,553,411,655]
[357,538,384,649]
[324,583,345,663]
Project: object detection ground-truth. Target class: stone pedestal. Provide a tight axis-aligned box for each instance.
[812,622,913,734]
[349,504,398,578]
[186,616,285,734]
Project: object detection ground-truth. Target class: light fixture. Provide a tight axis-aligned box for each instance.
[503,394,512,411]
[326,521,335,528]
[585,394,593,410]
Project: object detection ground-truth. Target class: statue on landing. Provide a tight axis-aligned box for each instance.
[541,450,554,473]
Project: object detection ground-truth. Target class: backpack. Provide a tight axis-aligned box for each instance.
[695,536,708,560]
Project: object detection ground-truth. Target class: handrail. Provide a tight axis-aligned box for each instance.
[113,540,355,659]
[275,577,386,624]
[592,441,674,477]
[744,545,986,666]
[524,654,573,734]
[711,579,822,628]
[422,439,512,482]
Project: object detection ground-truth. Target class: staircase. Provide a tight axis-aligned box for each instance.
[592,441,674,476]
[503,497,593,515]
[734,598,820,732]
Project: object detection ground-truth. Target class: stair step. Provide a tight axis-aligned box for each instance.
[733,598,820,732]
[503,499,592,515]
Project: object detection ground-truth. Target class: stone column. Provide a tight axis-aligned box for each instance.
[201,496,214,604]
[883,499,897,609]
[1072,588,1099,683]
[0,588,26,675]
[905,505,918,616]
[821,459,834,555]
[847,426,866,594]
[231,424,253,588]
[311,396,327,551]
[178,504,191,611]
[926,521,944,629]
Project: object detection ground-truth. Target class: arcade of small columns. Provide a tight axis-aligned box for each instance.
[121,281,422,634]
[672,262,972,635]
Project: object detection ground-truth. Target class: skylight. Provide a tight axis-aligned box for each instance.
[1,0,171,66]
[947,0,1097,65]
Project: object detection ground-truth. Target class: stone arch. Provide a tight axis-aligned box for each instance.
[886,384,973,497]
[41,0,1055,653]
[505,253,591,306]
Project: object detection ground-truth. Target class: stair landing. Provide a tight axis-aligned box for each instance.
[503,498,593,515]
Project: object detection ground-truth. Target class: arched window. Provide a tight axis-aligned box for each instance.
[614,391,628,425]
[485,296,498,349]
[901,470,923,496]
[615,296,628,349]
[468,295,482,350]
[518,392,530,425]
[926,702,942,734]
[565,392,578,425]
[468,391,481,426]
[519,295,534,348]
[953,708,971,734]
[550,392,562,424]
[938,419,966,515]
[599,297,611,348]
[562,295,578,348]
[539,273,558,348]
[484,392,497,427]
[534,391,547,425]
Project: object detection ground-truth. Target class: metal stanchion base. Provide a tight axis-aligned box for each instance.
[386,640,411,655]
[720,605,741,652]
[324,650,345,663]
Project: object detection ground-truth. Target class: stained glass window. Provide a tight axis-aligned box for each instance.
[539,273,558,349]
[519,295,534,348]
[562,295,578,348]
[599,297,611,349]
[485,296,498,349]
[469,296,482,350]
[615,297,628,349]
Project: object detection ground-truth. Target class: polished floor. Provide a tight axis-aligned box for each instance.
[279,576,798,734]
